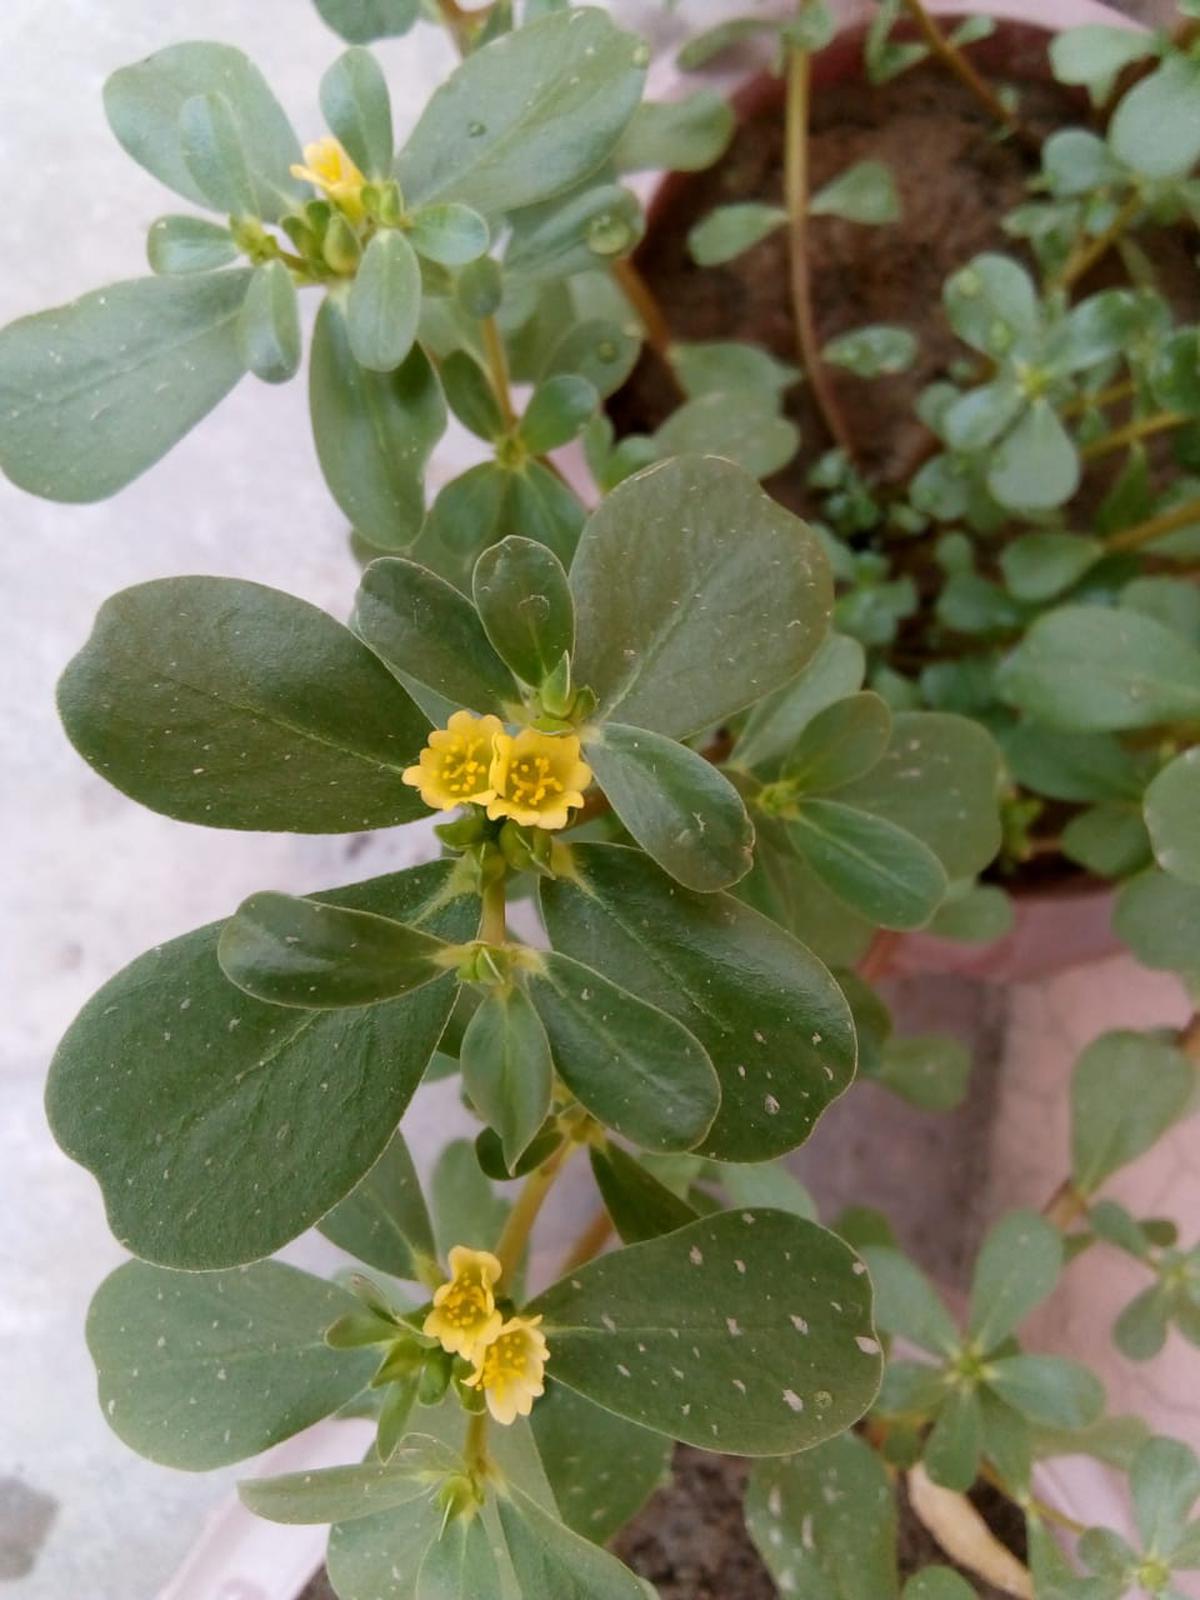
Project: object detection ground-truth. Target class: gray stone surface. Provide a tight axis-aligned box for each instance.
[0,7,461,1599]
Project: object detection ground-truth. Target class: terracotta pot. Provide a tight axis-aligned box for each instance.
[589,10,1200,1593]
[872,883,1120,983]
[565,0,1146,986]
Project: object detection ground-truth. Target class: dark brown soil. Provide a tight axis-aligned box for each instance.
[612,1447,1025,1600]
[608,30,1198,518]
[298,1447,1026,1599]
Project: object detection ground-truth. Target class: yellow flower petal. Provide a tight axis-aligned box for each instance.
[403,711,503,812]
[289,137,366,220]
[464,1314,549,1425]
[487,729,592,831]
[422,1245,504,1362]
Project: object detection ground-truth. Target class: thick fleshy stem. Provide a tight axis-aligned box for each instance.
[1104,493,1200,554]
[436,0,479,55]
[1051,190,1143,292]
[901,0,1032,149]
[494,1136,576,1285]
[785,45,857,461]
[481,314,518,432]
[1081,410,1187,462]
[480,871,509,946]
[612,257,674,363]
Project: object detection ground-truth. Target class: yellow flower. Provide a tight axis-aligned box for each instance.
[289,137,367,220]
[464,1314,549,1425]
[422,1245,503,1362]
[487,729,592,831]
[403,711,503,812]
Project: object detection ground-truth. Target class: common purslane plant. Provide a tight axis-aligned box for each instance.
[5,0,1200,1594]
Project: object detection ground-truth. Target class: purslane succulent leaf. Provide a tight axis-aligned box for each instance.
[526,949,720,1154]
[589,1144,699,1244]
[570,455,833,740]
[786,799,948,931]
[967,1210,1063,1353]
[540,843,856,1162]
[309,299,447,550]
[57,575,431,832]
[396,8,647,217]
[584,722,755,892]
[1144,748,1200,886]
[529,1381,672,1545]
[460,985,555,1173]
[46,860,475,1269]
[87,1260,376,1469]
[317,1128,436,1280]
[218,892,451,1009]
[746,1433,900,1600]
[353,555,521,715]
[0,271,253,502]
[1070,1029,1196,1194]
[103,41,303,218]
[473,536,575,689]
[527,1208,882,1456]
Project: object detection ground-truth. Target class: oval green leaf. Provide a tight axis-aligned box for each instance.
[498,1488,648,1599]
[218,892,450,1008]
[788,799,948,930]
[396,8,646,217]
[613,91,733,174]
[526,950,719,1154]
[58,575,430,832]
[310,297,446,549]
[1070,1029,1195,1195]
[967,1209,1063,1353]
[407,203,489,267]
[570,455,832,740]
[784,691,892,792]
[831,710,1003,880]
[811,160,900,224]
[999,606,1200,731]
[589,1144,699,1245]
[520,374,598,454]
[321,47,394,179]
[314,0,419,44]
[540,843,856,1163]
[0,270,251,502]
[987,399,1080,513]
[178,90,257,215]
[353,555,520,715]
[87,1259,375,1468]
[241,1437,460,1526]
[529,1381,671,1545]
[687,201,786,265]
[1111,55,1200,179]
[46,860,476,1268]
[318,1128,436,1280]
[348,230,422,371]
[103,42,302,220]
[1145,748,1200,885]
[238,260,302,383]
[472,536,575,688]
[987,1354,1104,1429]
[527,1209,882,1455]
[746,1433,900,1600]
[147,213,239,275]
[460,985,555,1173]
[585,722,755,893]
